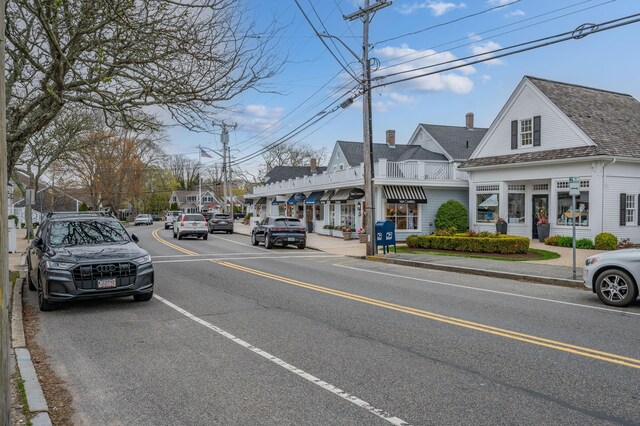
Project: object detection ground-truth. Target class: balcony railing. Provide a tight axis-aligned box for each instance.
[252,160,468,195]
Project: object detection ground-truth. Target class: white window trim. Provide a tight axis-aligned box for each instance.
[519,118,533,148]
[626,194,637,226]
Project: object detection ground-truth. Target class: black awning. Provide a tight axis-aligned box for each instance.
[383,186,428,204]
[304,191,324,204]
[319,190,333,204]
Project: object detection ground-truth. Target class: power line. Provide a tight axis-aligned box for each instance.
[371,13,640,90]
[293,0,361,82]
[375,0,609,70]
[373,0,523,46]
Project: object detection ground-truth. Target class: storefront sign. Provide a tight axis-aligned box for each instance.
[349,188,365,200]
[294,193,307,202]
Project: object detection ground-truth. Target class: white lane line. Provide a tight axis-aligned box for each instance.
[152,253,258,258]
[153,294,410,426]
[337,264,640,317]
[213,235,270,251]
[154,254,343,264]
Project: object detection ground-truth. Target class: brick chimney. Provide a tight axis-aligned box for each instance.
[465,112,474,130]
[310,158,317,174]
[386,130,396,147]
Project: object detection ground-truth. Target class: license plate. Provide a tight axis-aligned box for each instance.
[287,237,296,241]
[192,223,198,227]
[97,278,117,289]
[219,221,227,224]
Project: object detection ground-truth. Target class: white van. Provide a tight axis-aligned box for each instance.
[164,210,183,229]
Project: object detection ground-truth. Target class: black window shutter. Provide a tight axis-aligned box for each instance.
[533,116,541,146]
[620,193,626,226]
[638,194,640,225]
[511,120,518,150]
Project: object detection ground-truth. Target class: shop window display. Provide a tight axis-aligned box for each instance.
[386,203,418,230]
[476,193,499,223]
[556,191,589,226]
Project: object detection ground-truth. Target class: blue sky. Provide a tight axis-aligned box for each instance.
[166,0,640,173]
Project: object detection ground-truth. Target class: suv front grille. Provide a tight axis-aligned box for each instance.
[72,263,137,290]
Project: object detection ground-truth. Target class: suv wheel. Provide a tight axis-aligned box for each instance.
[133,291,153,302]
[37,275,55,312]
[203,234,208,240]
[265,233,274,249]
[251,232,259,246]
[178,233,183,240]
[297,242,306,250]
[595,269,638,307]
[27,262,36,291]
[173,230,177,238]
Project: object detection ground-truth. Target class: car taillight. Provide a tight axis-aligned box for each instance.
[180,217,185,226]
[272,227,287,232]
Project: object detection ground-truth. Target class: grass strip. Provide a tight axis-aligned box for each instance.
[14,372,33,426]
[396,246,561,261]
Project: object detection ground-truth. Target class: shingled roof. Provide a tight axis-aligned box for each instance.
[337,141,448,167]
[460,76,640,169]
[420,124,488,160]
[264,165,327,183]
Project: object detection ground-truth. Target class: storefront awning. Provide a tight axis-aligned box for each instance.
[304,191,325,204]
[319,190,333,204]
[245,198,254,205]
[272,199,284,205]
[255,197,267,206]
[384,186,428,204]
[330,188,352,204]
[286,195,297,205]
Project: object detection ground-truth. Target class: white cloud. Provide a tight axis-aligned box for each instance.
[468,33,483,42]
[486,0,516,6]
[505,9,525,18]
[398,1,466,16]
[218,104,285,134]
[374,44,475,93]
[470,41,504,65]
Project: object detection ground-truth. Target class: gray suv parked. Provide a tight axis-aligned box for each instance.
[27,212,154,311]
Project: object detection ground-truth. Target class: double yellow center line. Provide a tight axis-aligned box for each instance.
[152,229,640,370]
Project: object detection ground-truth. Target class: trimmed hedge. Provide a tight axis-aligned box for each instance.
[435,200,468,232]
[595,232,617,250]
[406,234,530,254]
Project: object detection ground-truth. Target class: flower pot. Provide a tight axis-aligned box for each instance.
[343,232,352,240]
[358,234,368,243]
[496,222,508,234]
[537,223,550,243]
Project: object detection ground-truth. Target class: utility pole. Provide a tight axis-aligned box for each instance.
[345,0,391,256]
[0,0,10,420]
[219,123,236,214]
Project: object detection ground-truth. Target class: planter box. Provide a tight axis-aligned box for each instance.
[496,222,508,234]
[359,234,368,243]
[537,224,550,243]
[333,230,343,238]
[343,232,353,240]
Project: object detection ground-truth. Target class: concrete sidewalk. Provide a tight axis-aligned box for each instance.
[234,223,596,287]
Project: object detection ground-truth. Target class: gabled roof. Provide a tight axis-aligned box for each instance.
[461,77,640,169]
[337,141,448,167]
[264,166,327,183]
[419,124,488,160]
[527,76,640,158]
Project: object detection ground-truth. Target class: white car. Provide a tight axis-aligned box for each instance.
[134,214,153,226]
[173,213,208,240]
[164,210,182,229]
[583,249,640,307]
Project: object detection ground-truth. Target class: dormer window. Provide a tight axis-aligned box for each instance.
[520,119,532,147]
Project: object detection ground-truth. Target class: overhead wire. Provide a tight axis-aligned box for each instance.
[371,13,640,90]
[373,0,523,46]
[375,0,609,71]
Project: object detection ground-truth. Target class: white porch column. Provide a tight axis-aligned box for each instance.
[590,161,605,235]
[377,159,387,178]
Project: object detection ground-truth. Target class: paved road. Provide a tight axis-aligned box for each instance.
[25,224,640,425]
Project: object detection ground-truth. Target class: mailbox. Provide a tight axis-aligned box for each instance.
[375,220,396,254]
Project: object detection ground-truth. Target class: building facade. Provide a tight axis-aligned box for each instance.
[460,76,640,243]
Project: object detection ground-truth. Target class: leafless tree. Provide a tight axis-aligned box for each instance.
[260,141,327,175]
[5,0,282,176]
[164,154,202,190]
[11,107,98,237]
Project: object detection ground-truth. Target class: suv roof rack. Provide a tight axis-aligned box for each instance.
[45,211,116,219]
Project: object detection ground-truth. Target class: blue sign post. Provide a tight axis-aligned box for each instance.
[375,220,396,254]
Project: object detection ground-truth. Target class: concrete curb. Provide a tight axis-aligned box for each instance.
[11,276,53,425]
[367,256,585,289]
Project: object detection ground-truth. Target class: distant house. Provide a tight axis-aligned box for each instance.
[248,117,486,239]
[168,185,221,213]
[460,76,640,242]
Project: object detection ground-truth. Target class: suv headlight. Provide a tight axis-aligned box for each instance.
[585,257,598,266]
[132,254,151,265]
[45,260,76,270]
